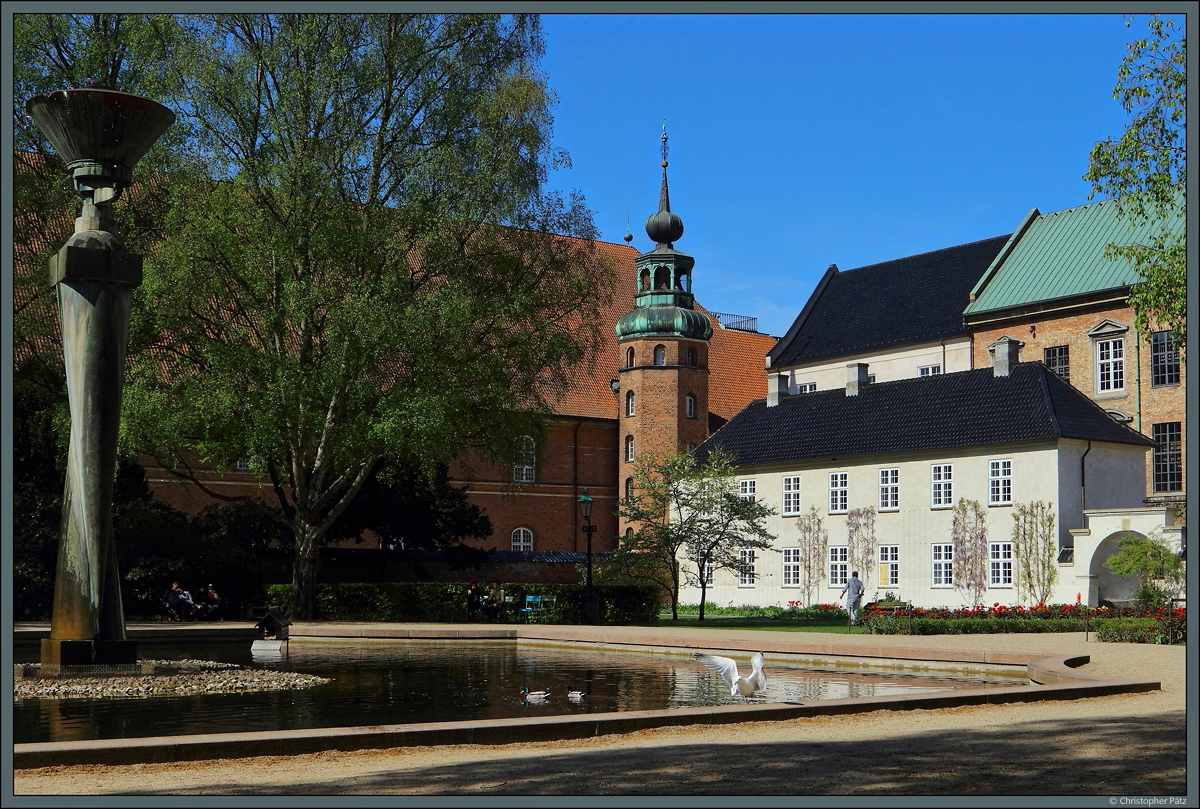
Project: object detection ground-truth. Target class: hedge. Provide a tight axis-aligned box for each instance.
[861,613,1089,635]
[263,581,662,625]
[1094,616,1187,645]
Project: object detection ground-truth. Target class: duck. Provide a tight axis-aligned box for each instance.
[522,687,551,701]
[693,651,767,700]
[567,687,588,702]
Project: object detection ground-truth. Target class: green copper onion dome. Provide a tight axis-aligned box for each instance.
[615,304,712,340]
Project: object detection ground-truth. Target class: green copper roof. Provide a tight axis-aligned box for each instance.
[615,305,713,341]
[963,194,1185,317]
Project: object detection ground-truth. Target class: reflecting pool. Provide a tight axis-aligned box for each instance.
[12,640,1028,744]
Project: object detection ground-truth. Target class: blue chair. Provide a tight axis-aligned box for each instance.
[519,595,543,623]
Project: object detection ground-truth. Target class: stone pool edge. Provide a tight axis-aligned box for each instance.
[12,623,1159,769]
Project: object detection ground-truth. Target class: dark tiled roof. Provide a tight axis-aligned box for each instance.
[696,362,1153,468]
[768,234,1011,368]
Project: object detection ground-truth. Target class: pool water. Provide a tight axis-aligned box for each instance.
[12,640,1028,744]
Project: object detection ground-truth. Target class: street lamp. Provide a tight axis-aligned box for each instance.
[577,489,600,625]
[25,85,174,669]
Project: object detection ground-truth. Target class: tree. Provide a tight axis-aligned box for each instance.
[950,498,989,607]
[845,506,877,589]
[1084,14,1186,357]
[792,506,829,607]
[618,449,775,621]
[96,14,612,619]
[1103,529,1186,608]
[1010,501,1058,606]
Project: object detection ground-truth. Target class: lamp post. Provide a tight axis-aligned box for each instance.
[25,85,175,669]
[577,489,600,625]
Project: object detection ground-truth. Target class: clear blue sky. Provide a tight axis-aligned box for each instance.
[538,12,1169,338]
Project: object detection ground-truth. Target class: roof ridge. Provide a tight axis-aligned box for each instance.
[838,232,1011,275]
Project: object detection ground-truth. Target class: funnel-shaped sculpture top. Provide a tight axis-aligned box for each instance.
[25,88,175,173]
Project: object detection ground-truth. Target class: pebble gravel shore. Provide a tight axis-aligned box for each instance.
[13,660,331,700]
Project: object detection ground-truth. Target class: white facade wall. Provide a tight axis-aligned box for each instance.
[779,337,973,394]
[679,439,1149,610]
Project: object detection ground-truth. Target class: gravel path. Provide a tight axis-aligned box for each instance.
[12,633,1188,797]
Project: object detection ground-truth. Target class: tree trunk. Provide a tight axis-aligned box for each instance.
[288,521,322,620]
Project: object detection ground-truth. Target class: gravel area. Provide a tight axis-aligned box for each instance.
[13,659,330,700]
[12,632,1188,797]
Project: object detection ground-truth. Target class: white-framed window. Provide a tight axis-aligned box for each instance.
[828,472,848,514]
[739,549,756,586]
[989,541,1013,587]
[989,459,1012,505]
[878,545,899,586]
[626,391,635,417]
[1096,338,1125,392]
[931,464,953,508]
[654,345,666,366]
[235,458,252,471]
[625,435,635,462]
[918,364,941,377]
[782,548,802,587]
[829,546,848,586]
[513,436,536,483]
[685,395,696,419]
[701,562,714,586]
[625,477,634,502]
[739,479,757,501]
[932,544,954,586]
[782,475,802,515]
[511,527,533,552]
[878,468,899,511]
[796,382,817,394]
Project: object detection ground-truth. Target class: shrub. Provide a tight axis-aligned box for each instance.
[1094,611,1186,644]
[860,601,1186,641]
[263,582,661,625]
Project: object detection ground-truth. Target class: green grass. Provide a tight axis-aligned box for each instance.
[655,613,868,633]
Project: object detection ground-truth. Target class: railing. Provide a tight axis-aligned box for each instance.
[712,312,759,332]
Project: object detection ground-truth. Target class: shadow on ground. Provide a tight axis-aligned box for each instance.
[121,710,1186,796]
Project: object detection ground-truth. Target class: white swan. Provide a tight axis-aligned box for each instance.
[693,651,766,699]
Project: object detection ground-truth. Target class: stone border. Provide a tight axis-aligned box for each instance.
[13,623,1159,769]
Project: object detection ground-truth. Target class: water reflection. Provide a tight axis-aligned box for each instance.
[12,640,1026,744]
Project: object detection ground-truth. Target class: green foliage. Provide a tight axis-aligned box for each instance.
[1084,14,1186,355]
[1103,530,1186,607]
[262,582,661,625]
[862,614,1087,636]
[1094,615,1186,645]
[950,498,989,607]
[618,449,776,621]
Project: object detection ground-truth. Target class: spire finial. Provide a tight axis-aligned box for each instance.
[661,120,668,166]
[645,123,683,246]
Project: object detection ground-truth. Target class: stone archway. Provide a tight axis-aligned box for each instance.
[1089,530,1144,606]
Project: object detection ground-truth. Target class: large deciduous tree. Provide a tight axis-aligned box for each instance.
[1084,14,1186,357]
[105,13,611,619]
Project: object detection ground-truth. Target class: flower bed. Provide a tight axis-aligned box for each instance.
[860,602,1186,643]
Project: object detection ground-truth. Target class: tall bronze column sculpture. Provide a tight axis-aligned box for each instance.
[25,87,175,668]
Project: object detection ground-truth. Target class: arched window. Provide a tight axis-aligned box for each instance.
[654,267,669,289]
[625,477,634,501]
[511,527,533,552]
[685,348,695,366]
[513,435,536,483]
[639,269,650,292]
[625,435,635,462]
[654,345,666,366]
[624,527,634,541]
[626,347,635,368]
[685,395,696,419]
[626,391,636,417]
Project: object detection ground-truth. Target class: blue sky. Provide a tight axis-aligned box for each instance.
[538,12,1167,338]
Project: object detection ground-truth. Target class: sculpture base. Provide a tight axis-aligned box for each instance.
[41,638,138,671]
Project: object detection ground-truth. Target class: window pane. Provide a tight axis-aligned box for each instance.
[1151,331,1180,386]
[1152,422,1183,492]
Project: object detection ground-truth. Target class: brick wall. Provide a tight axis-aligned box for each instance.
[971,301,1185,507]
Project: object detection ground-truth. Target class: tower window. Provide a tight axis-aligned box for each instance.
[685,395,696,419]
[685,348,695,366]
[639,269,650,292]
[625,477,634,501]
[654,345,666,366]
[625,435,635,462]
[626,391,635,417]
[626,347,635,368]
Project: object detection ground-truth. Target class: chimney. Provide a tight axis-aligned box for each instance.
[767,373,789,407]
[988,336,1024,377]
[846,362,870,396]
